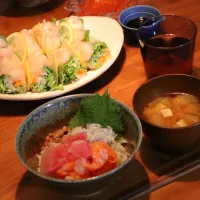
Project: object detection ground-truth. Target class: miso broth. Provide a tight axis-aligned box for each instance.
[142,93,200,128]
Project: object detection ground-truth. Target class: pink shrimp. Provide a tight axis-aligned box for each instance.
[56,162,82,180]
[84,141,117,172]
[56,162,74,178]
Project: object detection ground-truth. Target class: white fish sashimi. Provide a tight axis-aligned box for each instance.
[68,16,84,31]
[0,51,26,83]
[20,29,54,83]
[53,47,71,67]
[45,36,61,52]
[73,30,85,43]
[32,21,61,52]
[0,45,14,57]
[28,54,51,80]
[0,38,7,48]
[43,22,61,51]
[21,29,43,56]
[44,21,60,37]
[73,42,94,62]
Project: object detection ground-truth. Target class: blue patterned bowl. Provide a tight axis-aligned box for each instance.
[15,94,142,195]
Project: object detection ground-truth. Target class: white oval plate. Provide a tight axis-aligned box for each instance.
[0,16,123,101]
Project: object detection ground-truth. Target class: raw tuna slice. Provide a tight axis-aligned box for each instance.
[40,132,89,176]
[40,144,71,175]
[71,140,91,159]
[62,132,87,145]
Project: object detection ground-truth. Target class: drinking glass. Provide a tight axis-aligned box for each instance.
[137,15,197,79]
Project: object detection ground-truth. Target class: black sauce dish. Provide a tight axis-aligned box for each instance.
[133,74,200,154]
[15,94,142,196]
[119,5,161,46]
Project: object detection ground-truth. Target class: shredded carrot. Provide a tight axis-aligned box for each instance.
[31,77,37,83]
[99,52,110,66]
[77,69,87,76]
[14,80,24,87]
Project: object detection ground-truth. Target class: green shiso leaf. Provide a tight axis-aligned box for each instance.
[69,89,124,135]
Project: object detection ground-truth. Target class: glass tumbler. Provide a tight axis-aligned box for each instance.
[137,15,197,79]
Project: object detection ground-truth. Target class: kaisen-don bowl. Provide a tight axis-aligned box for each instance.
[133,74,200,154]
[15,94,142,195]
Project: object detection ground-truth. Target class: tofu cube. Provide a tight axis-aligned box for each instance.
[176,119,187,127]
[160,108,173,118]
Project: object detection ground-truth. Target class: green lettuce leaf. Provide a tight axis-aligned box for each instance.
[69,89,124,135]
[0,75,14,94]
[59,18,67,23]
[58,56,86,85]
[15,84,27,93]
[89,42,108,69]
[0,75,26,94]
[31,66,61,93]
[84,30,90,42]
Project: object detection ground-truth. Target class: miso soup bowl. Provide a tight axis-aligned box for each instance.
[15,94,142,195]
[133,74,200,154]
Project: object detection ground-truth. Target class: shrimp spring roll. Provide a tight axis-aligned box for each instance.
[32,20,87,85]
[88,41,110,70]
[74,41,110,70]
[32,20,61,52]
[59,16,85,45]
[0,35,27,94]
[49,46,87,85]
[20,29,61,92]
[62,16,110,70]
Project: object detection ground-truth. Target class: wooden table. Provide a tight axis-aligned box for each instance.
[0,0,200,199]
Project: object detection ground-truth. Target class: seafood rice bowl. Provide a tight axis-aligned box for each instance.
[16,91,142,192]
[29,123,130,180]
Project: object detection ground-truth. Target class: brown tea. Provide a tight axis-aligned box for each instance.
[140,34,195,78]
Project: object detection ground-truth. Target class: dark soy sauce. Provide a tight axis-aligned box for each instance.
[126,17,148,29]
